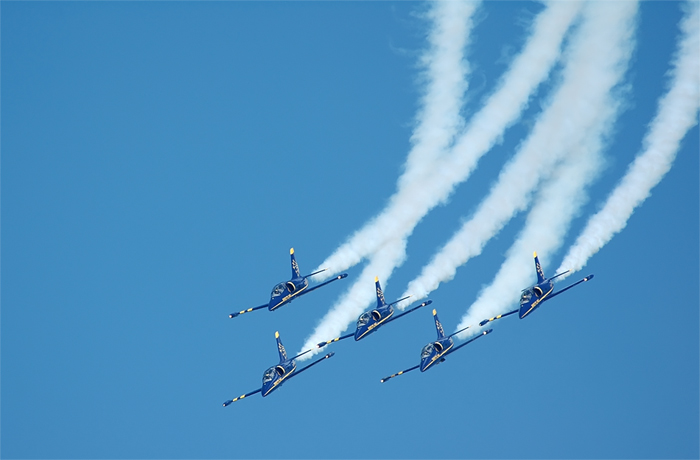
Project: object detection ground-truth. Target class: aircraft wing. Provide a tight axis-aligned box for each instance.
[317,332,354,348]
[380,364,421,383]
[382,300,432,326]
[545,274,594,302]
[229,303,268,318]
[446,329,492,357]
[223,388,262,406]
[285,352,335,382]
[300,273,348,297]
[478,309,519,326]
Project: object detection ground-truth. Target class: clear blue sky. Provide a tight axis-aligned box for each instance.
[2,2,698,459]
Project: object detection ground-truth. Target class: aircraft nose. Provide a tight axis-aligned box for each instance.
[419,358,431,372]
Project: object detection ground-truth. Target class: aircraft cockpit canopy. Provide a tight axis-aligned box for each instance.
[421,343,434,359]
[263,367,277,383]
[357,312,371,328]
[520,290,532,305]
[271,283,285,297]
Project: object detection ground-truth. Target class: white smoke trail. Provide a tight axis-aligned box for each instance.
[312,0,583,283]
[299,1,583,357]
[400,0,480,187]
[401,0,638,305]
[297,0,478,357]
[310,0,480,283]
[301,239,408,357]
[557,1,700,277]
[456,0,640,336]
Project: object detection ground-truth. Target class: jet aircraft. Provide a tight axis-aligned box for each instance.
[223,331,334,406]
[229,248,348,319]
[380,309,492,383]
[479,252,594,326]
[316,277,432,348]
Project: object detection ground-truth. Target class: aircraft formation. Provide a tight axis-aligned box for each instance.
[223,248,593,405]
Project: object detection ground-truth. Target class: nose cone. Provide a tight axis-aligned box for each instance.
[519,300,538,319]
[518,305,527,319]
[261,379,277,397]
[354,326,366,341]
[268,291,288,310]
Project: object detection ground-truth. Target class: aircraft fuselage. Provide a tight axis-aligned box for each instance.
[355,304,395,340]
[268,276,309,311]
[518,279,555,319]
[419,337,454,372]
[261,359,297,397]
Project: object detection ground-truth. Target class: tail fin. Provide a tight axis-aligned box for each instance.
[290,248,301,279]
[432,309,446,339]
[375,277,387,308]
[275,331,288,362]
[534,251,546,284]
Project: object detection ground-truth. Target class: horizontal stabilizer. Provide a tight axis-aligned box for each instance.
[304,268,328,278]
[550,269,571,281]
[289,347,316,361]
[387,295,413,307]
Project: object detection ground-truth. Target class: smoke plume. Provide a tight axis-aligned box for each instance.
[312,1,583,283]
[557,0,700,277]
[402,0,638,306]
[299,1,583,357]
[456,0,640,335]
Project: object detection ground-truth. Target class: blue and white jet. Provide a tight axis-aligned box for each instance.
[380,309,492,383]
[478,251,594,326]
[229,248,348,319]
[316,277,432,348]
[223,331,334,406]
